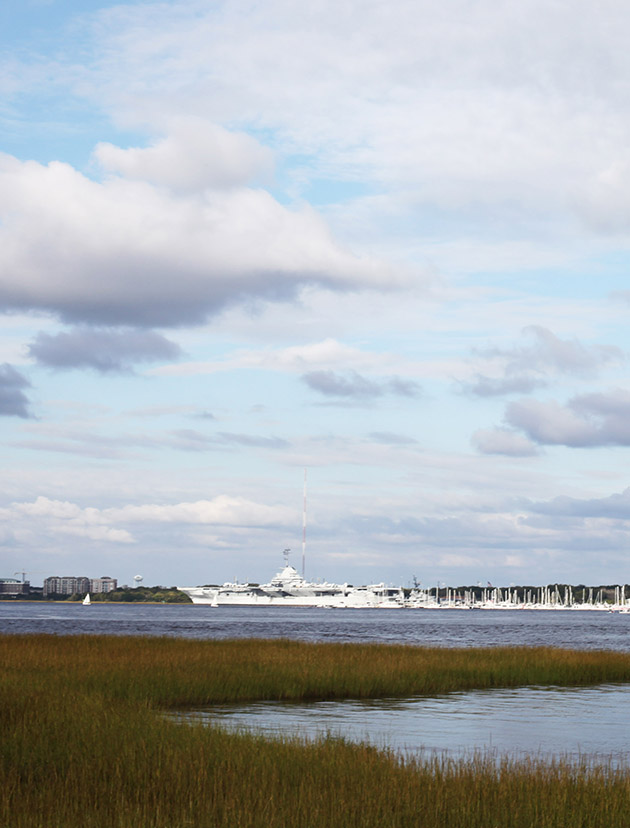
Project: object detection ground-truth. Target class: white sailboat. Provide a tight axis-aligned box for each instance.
[82,593,91,606]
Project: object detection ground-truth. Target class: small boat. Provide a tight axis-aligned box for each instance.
[82,593,91,606]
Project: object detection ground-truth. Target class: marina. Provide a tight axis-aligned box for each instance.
[176,550,630,612]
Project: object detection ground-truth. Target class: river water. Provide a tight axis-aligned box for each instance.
[3,602,630,650]
[5,602,630,764]
[180,684,630,766]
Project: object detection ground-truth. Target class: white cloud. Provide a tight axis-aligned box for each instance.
[472,427,539,457]
[151,338,414,377]
[55,524,134,543]
[112,496,295,526]
[61,0,630,234]
[505,389,630,447]
[3,0,630,590]
[94,118,273,194]
[462,326,624,399]
[0,151,395,327]
[577,158,630,232]
[7,496,135,543]
[480,326,623,379]
[0,494,295,553]
[5,493,294,531]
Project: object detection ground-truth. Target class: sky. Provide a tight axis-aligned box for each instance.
[2,0,630,590]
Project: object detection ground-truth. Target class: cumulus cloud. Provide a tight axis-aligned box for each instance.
[112,496,295,527]
[8,497,134,542]
[463,326,622,399]
[302,369,421,400]
[94,119,273,194]
[472,427,539,457]
[0,152,395,328]
[505,388,630,447]
[7,0,630,243]
[46,0,630,238]
[0,363,32,418]
[28,327,182,372]
[484,326,623,378]
[1,494,295,547]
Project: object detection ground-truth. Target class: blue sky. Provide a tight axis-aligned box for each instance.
[2,0,630,590]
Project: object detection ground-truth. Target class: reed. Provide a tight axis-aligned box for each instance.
[3,634,630,827]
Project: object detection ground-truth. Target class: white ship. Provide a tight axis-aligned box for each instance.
[177,554,405,609]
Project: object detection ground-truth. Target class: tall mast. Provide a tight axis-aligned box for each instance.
[302,468,307,577]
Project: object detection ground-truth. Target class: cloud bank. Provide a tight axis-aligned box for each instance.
[0,150,393,328]
[59,0,630,236]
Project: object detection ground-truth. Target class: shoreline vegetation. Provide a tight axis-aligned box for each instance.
[4,636,630,826]
[2,586,192,602]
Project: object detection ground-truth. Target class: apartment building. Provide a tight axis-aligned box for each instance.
[43,575,118,596]
[43,576,90,597]
[89,576,117,593]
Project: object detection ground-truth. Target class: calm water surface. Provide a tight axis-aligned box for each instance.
[181,684,630,765]
[3,602,630,650]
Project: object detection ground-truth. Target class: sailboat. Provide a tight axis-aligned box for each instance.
[82,593,91,606]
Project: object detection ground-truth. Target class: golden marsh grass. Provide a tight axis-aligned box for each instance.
[3,634,630,827]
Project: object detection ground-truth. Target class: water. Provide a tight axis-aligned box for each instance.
[5,602,630,764]
[3,603,630,650]
[180,684,630,765]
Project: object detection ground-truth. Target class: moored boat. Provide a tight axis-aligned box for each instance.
[177,554,405,609]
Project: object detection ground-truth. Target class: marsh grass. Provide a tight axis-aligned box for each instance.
[3,634,630,826]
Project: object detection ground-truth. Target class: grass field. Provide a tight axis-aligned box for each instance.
[3,634,630,827]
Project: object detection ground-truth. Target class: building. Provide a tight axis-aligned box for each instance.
[90,576,117,593]
[0,578,30,596]
[43,576,90,597]
[42,575,118,596]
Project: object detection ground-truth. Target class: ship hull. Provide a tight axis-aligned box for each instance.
[178,587,405,608]
[178,584,405,609]
[178,560,405,608]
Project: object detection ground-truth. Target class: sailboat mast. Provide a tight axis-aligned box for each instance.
[302,468,307,577]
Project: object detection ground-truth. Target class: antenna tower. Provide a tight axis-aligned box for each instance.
[302,468,307,578]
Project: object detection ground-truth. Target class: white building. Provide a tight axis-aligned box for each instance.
[89,576,117,593]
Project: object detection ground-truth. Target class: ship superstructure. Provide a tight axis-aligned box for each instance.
[177,556,405,609]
